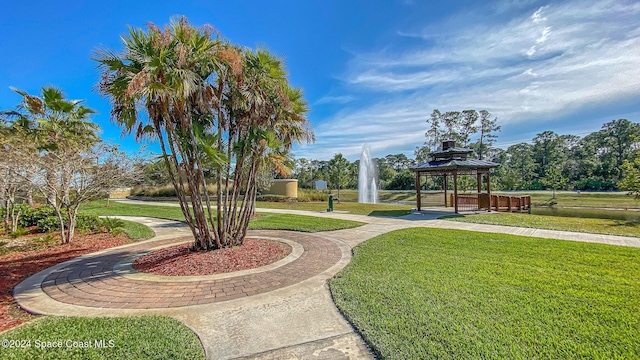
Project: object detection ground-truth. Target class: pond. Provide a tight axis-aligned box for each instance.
[532,207,640,222]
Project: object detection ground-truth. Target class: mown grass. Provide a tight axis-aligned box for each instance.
[255,201,412,217]
[442,212,640,237]
[118,220,155,240]
[80,201,185,221]
[0,316,204,359]
[330,228,640,360]
[249,213,362,232]
[526,191,639,208]
[82,201,365,232]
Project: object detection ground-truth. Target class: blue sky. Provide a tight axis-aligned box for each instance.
[1,0,639,161]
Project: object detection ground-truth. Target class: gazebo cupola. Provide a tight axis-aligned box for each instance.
[411,140,499,213]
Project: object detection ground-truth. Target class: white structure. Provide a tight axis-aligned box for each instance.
[314,180,327,190]
[358,144,378,203]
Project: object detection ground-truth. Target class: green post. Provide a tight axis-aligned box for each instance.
[327,194,334,212]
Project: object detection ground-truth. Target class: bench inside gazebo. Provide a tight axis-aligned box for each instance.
[411,140,530,213]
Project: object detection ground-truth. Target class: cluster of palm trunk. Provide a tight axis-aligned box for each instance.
[95,16,314,250]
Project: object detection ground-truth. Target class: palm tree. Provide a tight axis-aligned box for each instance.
[96,17,228,250]
[219,48,314,245]
[6,86,99,208]
[96,17,314,251]
[4,87,99,243]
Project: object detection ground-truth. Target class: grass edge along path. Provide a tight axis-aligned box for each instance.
[330,228,640,359]
[82,201,365,232]
[0,316,205,360]
[118,220,155,240]
[441,212,640,238]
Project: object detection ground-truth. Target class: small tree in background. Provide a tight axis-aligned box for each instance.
[619,149,640,200]
[327,153,351,200]
[541,166,568,200]
[0,119,36,233]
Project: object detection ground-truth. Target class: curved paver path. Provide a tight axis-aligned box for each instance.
[13,202,640,359]
[40,231,341,309]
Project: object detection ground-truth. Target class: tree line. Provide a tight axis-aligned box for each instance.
[291,110,640,194]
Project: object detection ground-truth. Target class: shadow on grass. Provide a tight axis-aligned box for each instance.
[439,214,466,220]
[611,220,640,228]
[367,210,412,217]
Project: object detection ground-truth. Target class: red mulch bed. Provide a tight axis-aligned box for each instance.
[0,233,130,332]
[133,239,292,276]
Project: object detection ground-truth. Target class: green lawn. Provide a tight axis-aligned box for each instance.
[330,228,640,359]
[249,213,362,232]
[82,201,365,232]
[0,316,204,359]
[255,201,412,217]
[119,220,155,240]
[80,201,186,221]
[525,191,640,208]
[442,212,640,237]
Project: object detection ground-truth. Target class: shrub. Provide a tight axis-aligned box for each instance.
[297,189,328,202]
[9,227,29,239]
[100,217,125,232]
[37,216,62,233]
[256,194,293,202]
[75,214,103,233]
[19,206,56,228]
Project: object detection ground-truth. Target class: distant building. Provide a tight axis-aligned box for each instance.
[268,179,298,197]
[314,180,327,190]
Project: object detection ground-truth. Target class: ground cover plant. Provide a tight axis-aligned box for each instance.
[330,228,640,359]
[0,316,204,359]
[442,212,640,237]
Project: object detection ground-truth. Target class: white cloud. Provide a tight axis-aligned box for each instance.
[298,0,640,160]
[314,95,355,105]
[531,6,548,23]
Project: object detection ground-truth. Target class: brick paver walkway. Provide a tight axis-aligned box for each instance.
[40,230,342,309]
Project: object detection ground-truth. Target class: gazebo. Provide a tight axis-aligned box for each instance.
[411,140,499,213]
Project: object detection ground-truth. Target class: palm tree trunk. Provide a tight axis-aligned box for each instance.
[156,121,197,241]
[45,154,57,207]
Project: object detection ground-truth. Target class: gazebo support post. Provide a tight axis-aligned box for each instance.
[453,171,459,213]
[443,175,448,207]
[487,172,492,212]
[415,172,421,211]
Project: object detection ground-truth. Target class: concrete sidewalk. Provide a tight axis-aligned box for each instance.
[13,201,640,360]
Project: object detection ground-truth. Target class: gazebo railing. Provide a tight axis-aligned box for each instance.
[449,194,531,212]
[490,195,531,212]
[449,193,480,212]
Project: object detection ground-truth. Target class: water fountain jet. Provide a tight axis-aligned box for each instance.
[358,144,378,204]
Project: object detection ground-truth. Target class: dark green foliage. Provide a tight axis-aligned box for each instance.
[385,170,415,190]
[37,216,62,233]
[255,194,294,202]
[28,207,124,235]
[19,206,56,227]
